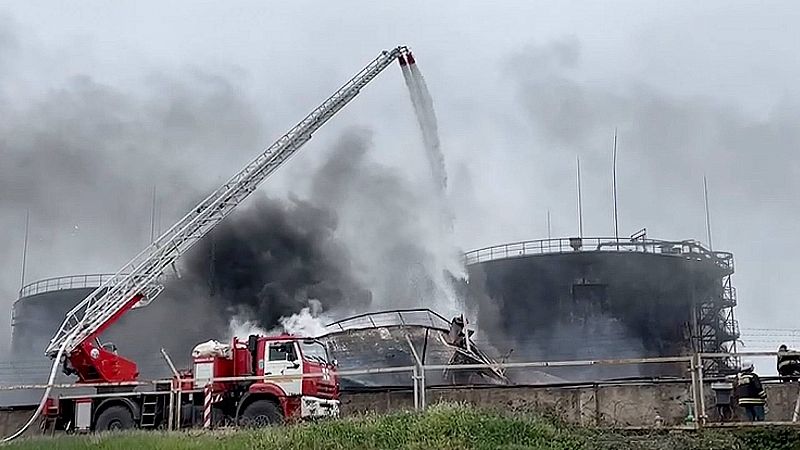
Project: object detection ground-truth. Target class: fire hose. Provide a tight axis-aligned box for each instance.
[1,330,75,443]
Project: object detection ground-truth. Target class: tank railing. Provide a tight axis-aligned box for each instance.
[18,274,123,299]
[322,308,451,335]
[464,237,734,272]
[17,273,159,299]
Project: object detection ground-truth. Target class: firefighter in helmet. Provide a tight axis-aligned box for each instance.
[735,360,767,421]
[777,344,800,382]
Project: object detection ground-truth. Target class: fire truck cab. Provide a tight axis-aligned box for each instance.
[187,333,340,426]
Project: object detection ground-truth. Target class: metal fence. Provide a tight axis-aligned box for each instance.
[2,352,799,433]
[464,237,734,272]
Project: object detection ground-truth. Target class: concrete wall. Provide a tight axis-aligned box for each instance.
[341,381,800,427]
[0,407,41,439]
[754,383,800,421]
[341,382,695,427]
[2,381,799,438]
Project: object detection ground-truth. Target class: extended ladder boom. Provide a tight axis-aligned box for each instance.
[46,46,411,366]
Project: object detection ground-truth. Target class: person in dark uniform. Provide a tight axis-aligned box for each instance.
[735,360,767,421]
[777,344,800,382]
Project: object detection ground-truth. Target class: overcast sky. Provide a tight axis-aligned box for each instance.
[1,1,799,359]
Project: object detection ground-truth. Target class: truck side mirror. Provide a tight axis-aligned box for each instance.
[289,359,300,369]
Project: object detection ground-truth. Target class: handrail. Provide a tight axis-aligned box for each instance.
[18,274,125,299]
[464,236,734,272]
[323,308,451,334]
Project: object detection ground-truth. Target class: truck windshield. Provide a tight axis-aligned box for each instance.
[300,340,328,364]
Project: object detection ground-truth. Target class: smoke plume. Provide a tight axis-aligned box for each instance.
[0,19,266,355]
[117,128,465,361]
[167,192,371,337]
[1,18,466,362]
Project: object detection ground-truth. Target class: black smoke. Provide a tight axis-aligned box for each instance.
[107,192,374,368]
[173,128,461,329]
[106,128,462,364]
[174,195,371,331]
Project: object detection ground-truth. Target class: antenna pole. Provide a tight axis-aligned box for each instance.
[20,210,30,291]
[150,185,157,243]
[612,128,619,244]
[704,175,713,250]
[577,156,584,238]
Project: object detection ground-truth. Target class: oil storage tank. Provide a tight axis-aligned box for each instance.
[465,236,739,381]
[11,274,118,356]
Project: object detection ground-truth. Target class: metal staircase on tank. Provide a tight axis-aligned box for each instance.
[692,251,740,374]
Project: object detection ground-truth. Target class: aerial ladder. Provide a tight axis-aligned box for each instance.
[44,46,414,384]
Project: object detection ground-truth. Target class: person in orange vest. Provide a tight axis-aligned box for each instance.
[735,360,767,421]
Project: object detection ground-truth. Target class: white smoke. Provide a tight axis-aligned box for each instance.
[228,317,268,340]
[228,299,329,339]
[213,58,467,342]
[278,299,329,337]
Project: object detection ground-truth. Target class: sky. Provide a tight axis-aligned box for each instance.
[1,1,799,366]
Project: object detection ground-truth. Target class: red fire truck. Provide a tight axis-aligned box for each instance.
[50,334,338,432]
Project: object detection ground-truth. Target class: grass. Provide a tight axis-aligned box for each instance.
[6,403,800,450]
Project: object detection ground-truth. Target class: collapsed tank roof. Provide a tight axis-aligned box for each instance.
[318,309,507,389]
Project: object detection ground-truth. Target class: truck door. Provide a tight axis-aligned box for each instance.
[264,341,302,396]
[299,339,337,399]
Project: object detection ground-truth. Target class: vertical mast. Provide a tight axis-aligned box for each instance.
[703,175,713,250]
[612,129,619,244]
[576,156,583,238]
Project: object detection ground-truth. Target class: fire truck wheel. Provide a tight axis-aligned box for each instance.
[240,399,283,427]
[95,405,135,431]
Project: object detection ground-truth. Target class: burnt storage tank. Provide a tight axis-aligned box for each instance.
[465,237,739,381]
[319,309,508,390]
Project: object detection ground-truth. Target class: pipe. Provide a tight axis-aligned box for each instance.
[160,348,180,378]
[405,335,425,410]
[689,354,699,428]
[697,356,707,426]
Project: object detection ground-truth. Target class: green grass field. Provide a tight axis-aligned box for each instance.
[6,404,800,450]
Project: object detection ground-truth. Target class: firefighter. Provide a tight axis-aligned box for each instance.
[735,360,767,421]
[777,344,800,382]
